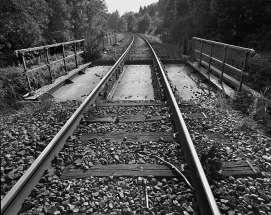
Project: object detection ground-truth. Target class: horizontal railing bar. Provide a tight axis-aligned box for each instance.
[193,37,255,54]
[194,49,248,75]
[26,64,48,73]
[26,52,84,73]
[15,39,85,54]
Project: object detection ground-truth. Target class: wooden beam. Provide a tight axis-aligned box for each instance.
[95,101,163,107]
[61,164,182,179]
[85,115,164,123]
[80,132,173,142]
[222,161,261,178]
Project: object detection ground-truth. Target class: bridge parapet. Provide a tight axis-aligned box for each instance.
[191,37,256,92]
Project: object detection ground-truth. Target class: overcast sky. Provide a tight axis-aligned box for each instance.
[105,0,159,15]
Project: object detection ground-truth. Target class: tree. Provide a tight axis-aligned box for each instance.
[69,0,108,41]
[127,15,137,32]
[0,0,49,50]
[153,17,163,34]
[85,0,108,40]
[149,6,156,17]
[139,6,143,13]
[69,0,88,39]
[108,10,120,30]
[137,14,152,33]
[44,0,72,43]
[117,18,127,32]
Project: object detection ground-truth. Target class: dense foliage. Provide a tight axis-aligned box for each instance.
[107,0,271,52]
[0,0,108,67]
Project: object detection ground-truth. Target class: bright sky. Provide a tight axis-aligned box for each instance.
[105,0,159,15]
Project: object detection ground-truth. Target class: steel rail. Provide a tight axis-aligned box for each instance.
[140,35,221,215]
[1,35,134,215]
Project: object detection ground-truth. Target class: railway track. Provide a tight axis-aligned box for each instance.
[1,34,220,215]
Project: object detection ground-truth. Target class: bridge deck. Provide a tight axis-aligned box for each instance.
[52,66,111,101]
[165,64,210,101]
[112,65,154,100]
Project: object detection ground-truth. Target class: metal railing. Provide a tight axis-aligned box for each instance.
[15,39,85,93]
[191,37,255,91]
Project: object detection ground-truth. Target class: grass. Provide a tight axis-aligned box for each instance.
[17,98,54,117]
[214,90,231,109]
[238,116,256,130]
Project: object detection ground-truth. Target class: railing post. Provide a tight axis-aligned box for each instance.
[21,53,32,93]
[44,48,53,83]
[220,45,228,83]
[208,42,214,72]
[183,37,188,55]
[199,40,203,66]
[82,40,86,61]
[73,42,78,68]
[238,51,249,92]
[191,38,195,61]
[62,44,68,74]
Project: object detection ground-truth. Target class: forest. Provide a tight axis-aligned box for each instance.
[0,0,109,66]
[109,0,271,52]
[1,0,271,66]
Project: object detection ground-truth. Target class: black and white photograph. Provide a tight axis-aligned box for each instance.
[1,0,271,214]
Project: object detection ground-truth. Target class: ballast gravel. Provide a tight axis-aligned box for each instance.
[1,101,81,200]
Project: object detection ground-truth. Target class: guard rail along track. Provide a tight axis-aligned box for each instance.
[1,34,220,215]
